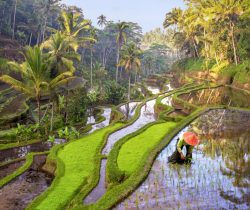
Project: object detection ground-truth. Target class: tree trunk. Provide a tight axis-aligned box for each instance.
[36,93,41,124]
[116,45,120,83]
[0,5,6,35]
[204,29,209,59]
[50,101,54,131]
[29,32,32,46]
[193,38,199,58]
[90,48,93,89]
[128,73,131,102]
[12,0,18,40]
[42,16,48,42]
[230,22,238,65]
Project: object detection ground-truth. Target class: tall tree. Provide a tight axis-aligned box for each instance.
[12,0,18,39]
[0,46,49,124]
[115,21,129,83]
[41,31,80,75]
[119,42,142,101]
[97,14,107,28]
[58,10,93,44]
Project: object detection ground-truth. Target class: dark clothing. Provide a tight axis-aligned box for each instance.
[168,138,193,164]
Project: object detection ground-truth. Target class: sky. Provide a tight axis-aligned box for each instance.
[62,0,185,33]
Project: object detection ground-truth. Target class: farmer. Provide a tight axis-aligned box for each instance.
[168,132,199,164]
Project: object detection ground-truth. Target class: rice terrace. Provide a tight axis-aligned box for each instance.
[0,0,249,209]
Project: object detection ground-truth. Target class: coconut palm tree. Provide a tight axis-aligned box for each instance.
[88,28,97,89]
[115,21,129,83]
[205,0,245,65]
[93,62,107,91]
[58,10,94,45]
[41,31,80,75]
[163,8,183,29]
[119,42,142,101]
[97,15,107,28]
[12,0,18,40]
[0,46,49,124]
[0,46,75,125]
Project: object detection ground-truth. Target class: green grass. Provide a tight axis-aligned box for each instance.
[232,61,250,84]
[117,122,177,174]
[28,123,123,210]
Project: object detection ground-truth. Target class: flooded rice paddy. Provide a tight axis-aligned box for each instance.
[85,99,158,204]
[180,86,250,108]
[0,155,53,210]
[119,102,140,120]
[116,109,250,210]
[89,108,112,133]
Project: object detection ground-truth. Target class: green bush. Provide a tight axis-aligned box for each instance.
[104,81,126,105]
[15,123,40,142]
[57,126,80,141]
[173,58,215,72]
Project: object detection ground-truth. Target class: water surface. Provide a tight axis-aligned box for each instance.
[116,109,250,210]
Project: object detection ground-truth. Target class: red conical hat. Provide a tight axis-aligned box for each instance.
[183,132,199,146]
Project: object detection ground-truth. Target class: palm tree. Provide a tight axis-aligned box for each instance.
[119,42,142,101]
[0,46,49,124]
[41,31,80,75]
[12,0,18,40]
[206,0,245,65]
[97,15,107,28]
[88,28,97,89]
[58,10,94,45]
[93,62,107,91]
[41,32,80,129]
[115,21,129,83]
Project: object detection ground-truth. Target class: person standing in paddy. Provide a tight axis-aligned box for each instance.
[168,132,200,164]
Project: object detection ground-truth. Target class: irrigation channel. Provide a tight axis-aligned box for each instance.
[115,108,250,210]
[84,98,158,204]
[84,83,181,204]
[0,83,249,210]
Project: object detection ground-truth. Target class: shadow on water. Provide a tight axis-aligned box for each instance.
[88,108,112,134]
[0,155,53,210]
[119,102,140,120]
[147,86,161,95]
[115,109,250,210]
[180,86,250,108]
[0,160,25,179]
[0,139,66,163]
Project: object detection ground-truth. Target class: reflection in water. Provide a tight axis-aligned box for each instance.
[0,160,25,179]
[162,96,172,106]
[84,99,157,204]
[119,102,140,120]
[0,155,53,210]
[116,109,250,210]
[166,84,173,91]
[84,159,107,204]
[180,86,250,108]
[147,86,161,95]
[89,108,112,133]
[102,99,157,155]
[0,142,51,163]
[0,139,66,163]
